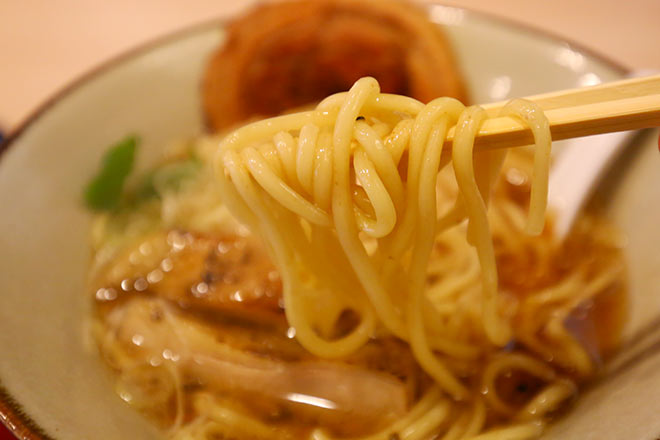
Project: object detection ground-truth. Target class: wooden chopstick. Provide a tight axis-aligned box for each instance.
[445,74,660,150]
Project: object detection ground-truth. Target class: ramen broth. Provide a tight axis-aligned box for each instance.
[90,154,627,438]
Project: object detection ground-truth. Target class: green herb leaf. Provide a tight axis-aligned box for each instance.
[134,157,202,202]
[84,135,138,211]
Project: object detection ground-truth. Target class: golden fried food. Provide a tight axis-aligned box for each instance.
[203,0,468,131]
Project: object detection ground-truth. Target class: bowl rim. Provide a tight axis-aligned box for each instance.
[0,4,629,439]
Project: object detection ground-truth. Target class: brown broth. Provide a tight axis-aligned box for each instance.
[92,182,628,439]
[497,165,628,371]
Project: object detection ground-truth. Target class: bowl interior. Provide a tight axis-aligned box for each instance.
[1,6,659,439]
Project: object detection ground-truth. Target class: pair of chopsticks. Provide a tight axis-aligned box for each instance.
[444,73,660,150]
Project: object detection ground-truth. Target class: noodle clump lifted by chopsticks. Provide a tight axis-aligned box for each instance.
[90,72,628,440]
[214,77,552,400]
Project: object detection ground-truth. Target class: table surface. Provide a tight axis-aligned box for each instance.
[1,0,659,134]
[0,0,658,438]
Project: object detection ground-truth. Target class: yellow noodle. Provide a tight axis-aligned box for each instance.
[466,422,544,440]
[93,75,630,440]
[312,388,448,440]
[215,77,551,397]
[499,99,551,235]
[452,106,510,346]
[482,353,557,416]
[517,380,577,421]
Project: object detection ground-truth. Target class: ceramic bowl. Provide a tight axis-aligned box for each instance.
[1,5,659,439]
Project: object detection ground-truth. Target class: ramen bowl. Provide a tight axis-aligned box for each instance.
[1,5,659,439]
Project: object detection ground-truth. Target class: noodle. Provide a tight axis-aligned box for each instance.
[89,76,628,440]
[311,388,450,440]
[214,77,551,398]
